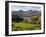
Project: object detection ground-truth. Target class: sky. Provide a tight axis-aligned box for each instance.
[11,5,41,11]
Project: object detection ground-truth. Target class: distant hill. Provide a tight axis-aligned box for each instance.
[12,10,41,22]
[12,10,41,18]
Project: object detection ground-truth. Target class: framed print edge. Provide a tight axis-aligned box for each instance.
[5,1,45,36]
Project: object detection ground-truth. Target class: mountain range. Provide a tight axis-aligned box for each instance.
[12,10,41,18]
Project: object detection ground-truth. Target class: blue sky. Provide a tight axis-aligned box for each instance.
[11,5,41,11]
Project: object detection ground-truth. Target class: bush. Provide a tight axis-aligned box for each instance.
[31,16,41,24]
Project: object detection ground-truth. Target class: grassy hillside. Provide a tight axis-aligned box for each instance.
[12,22,41,31]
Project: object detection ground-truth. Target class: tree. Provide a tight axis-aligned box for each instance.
[31,15,41,24]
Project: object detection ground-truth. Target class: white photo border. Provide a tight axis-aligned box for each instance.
[5,1,45,36]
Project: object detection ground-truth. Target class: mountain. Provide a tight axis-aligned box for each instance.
[12,10,41,18]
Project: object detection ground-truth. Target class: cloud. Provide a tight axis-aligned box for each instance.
[11,5,41,11]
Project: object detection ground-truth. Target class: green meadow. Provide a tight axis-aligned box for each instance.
[12,22,41,31]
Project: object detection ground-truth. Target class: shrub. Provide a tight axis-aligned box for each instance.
[31,16,41,24]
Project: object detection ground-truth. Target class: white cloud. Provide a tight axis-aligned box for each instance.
[11,5,41,11]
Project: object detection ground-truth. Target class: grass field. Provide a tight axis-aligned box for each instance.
[12,22,41,31]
